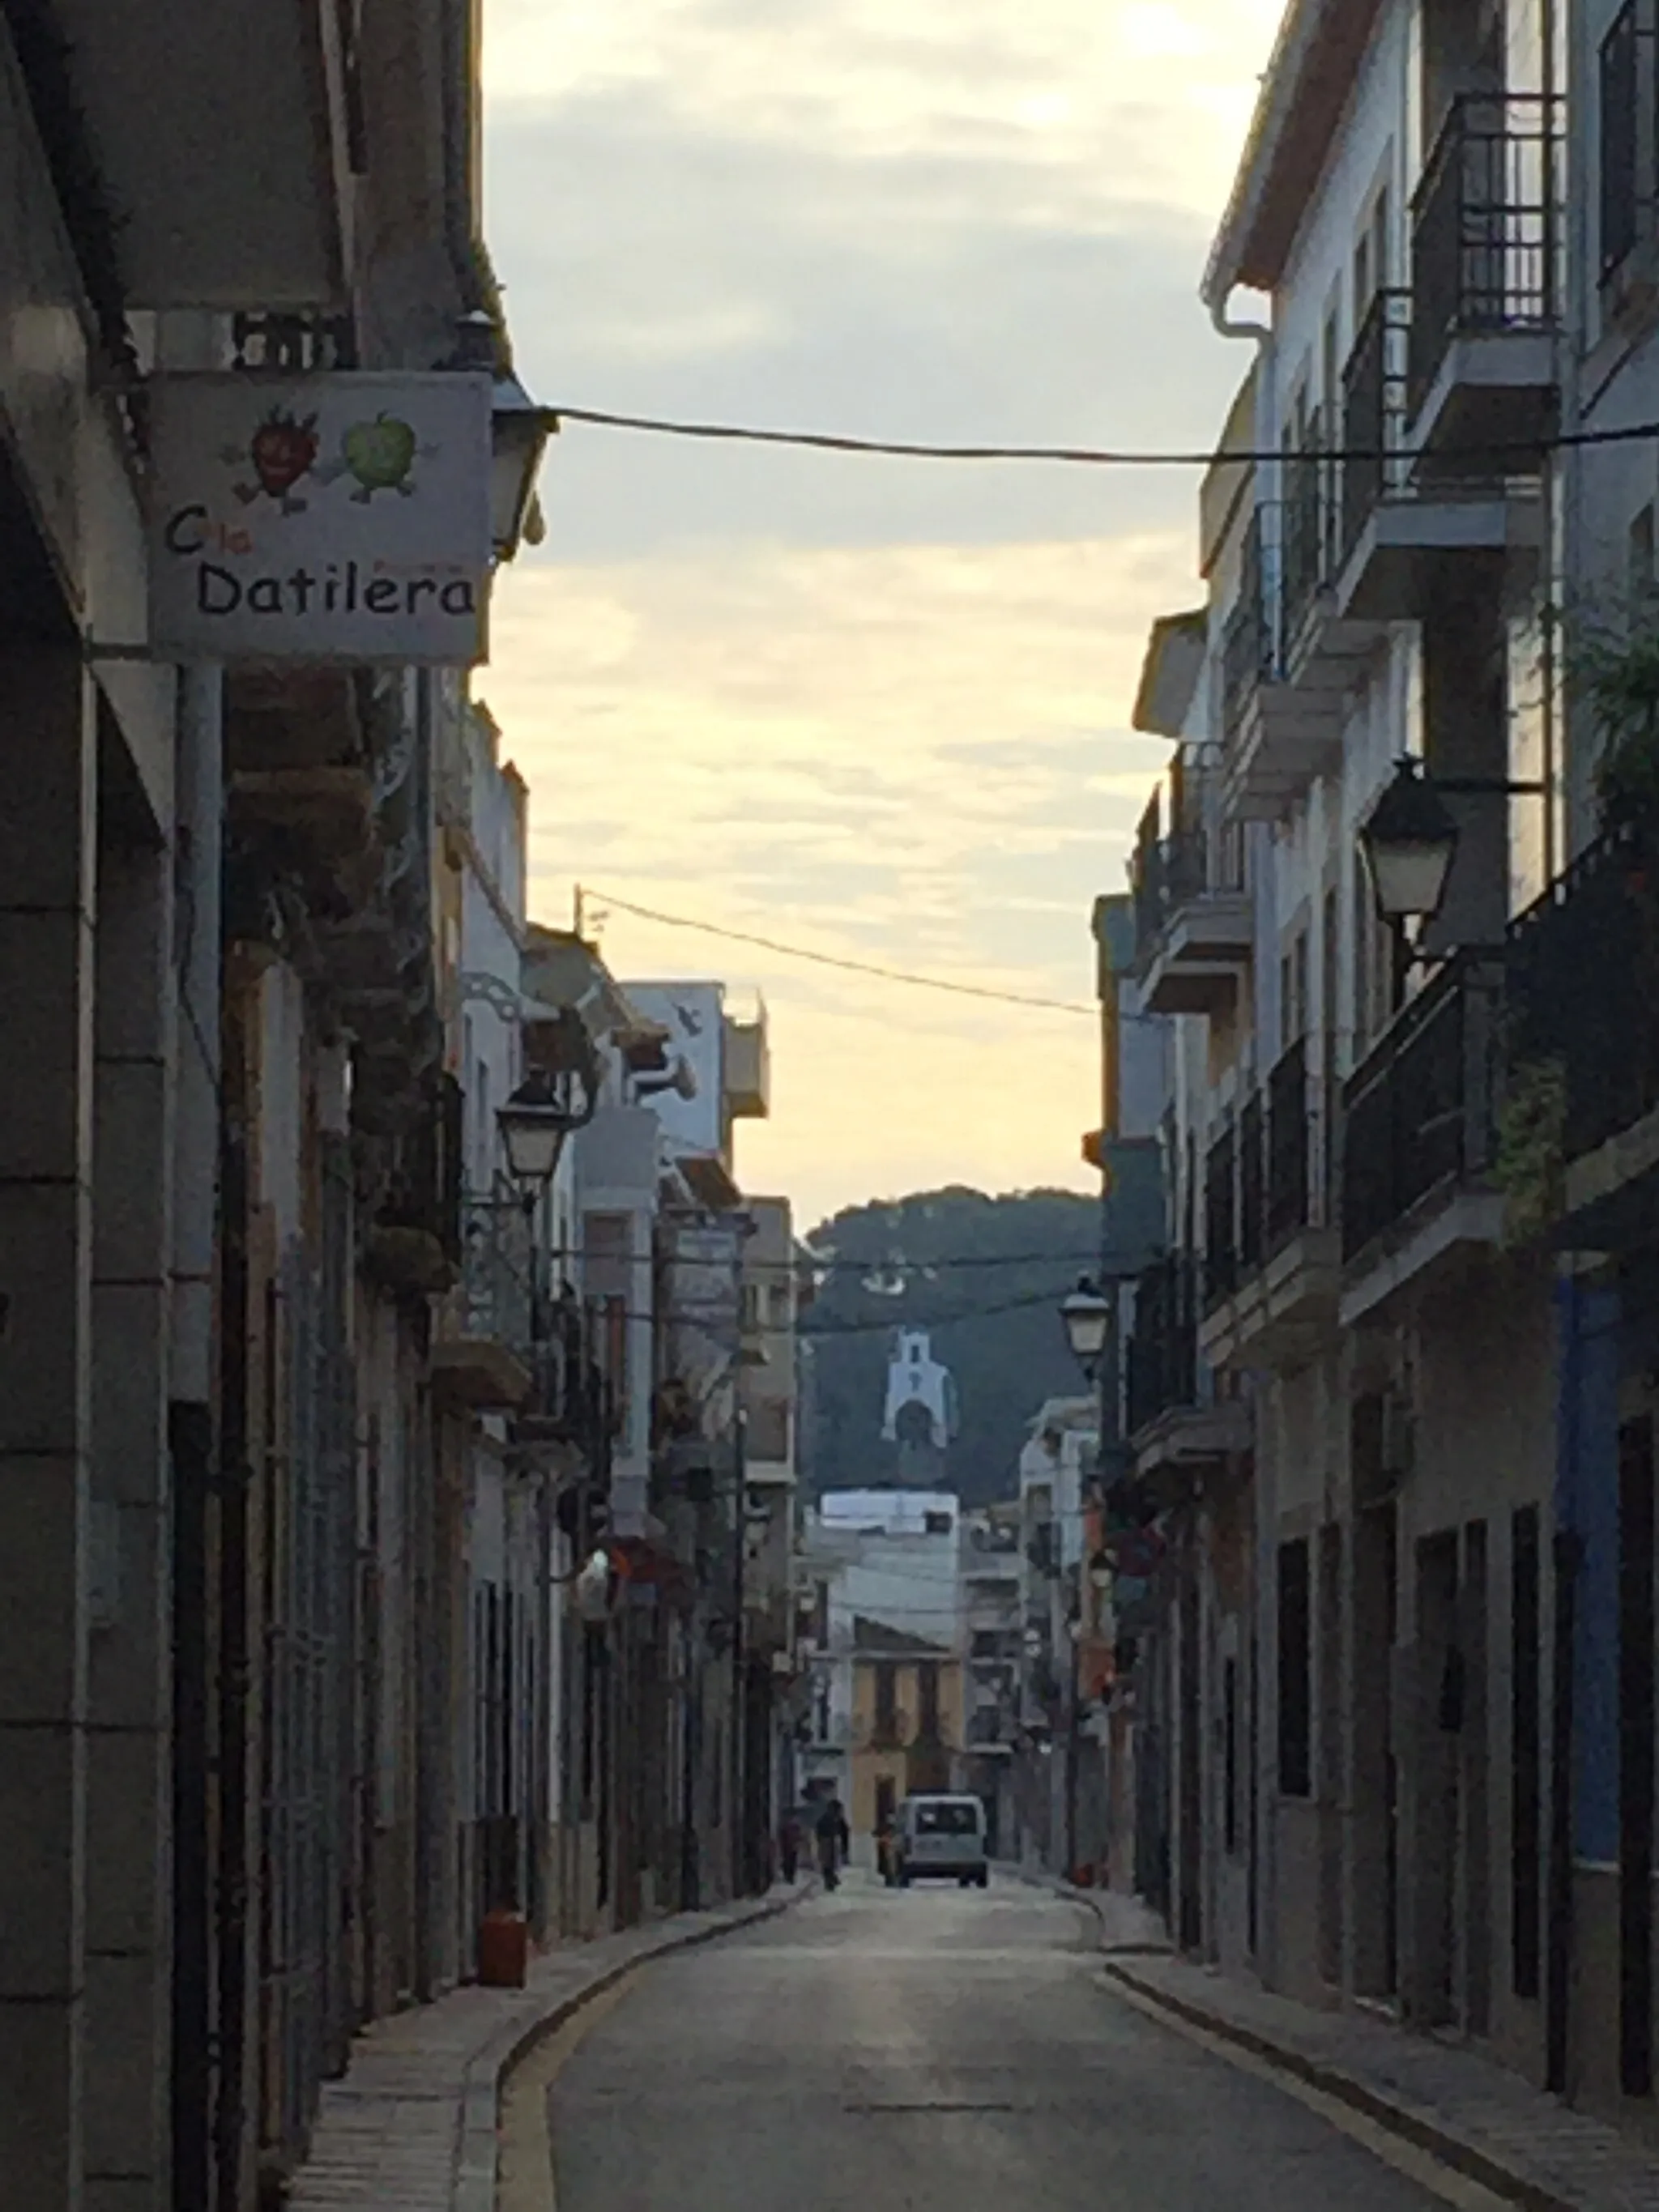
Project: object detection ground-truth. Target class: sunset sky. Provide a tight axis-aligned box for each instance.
[479,0,1283,1227]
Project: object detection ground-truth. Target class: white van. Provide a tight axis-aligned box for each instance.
[893,1793,988,1888]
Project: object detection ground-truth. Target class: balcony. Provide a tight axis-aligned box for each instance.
[1504,817,1659,1251]
[1221,507,1346,820]
[723,1010,770,1119]
[1196,1043,1341,1369]
[966,1709,1015,1754]
[431,1196,535,1410]
[1335,291,1542,626]
[1126,1251,1247,1480]
[1131,826,1252,1018]
[1340,953,1508,1324]
[1280,424,1388,714]
[1406,94,1560,464]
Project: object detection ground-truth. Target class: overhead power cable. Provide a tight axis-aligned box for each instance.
[553,403,1659,470]
[570,1285,1090,1338]
[586,887,1141,1017]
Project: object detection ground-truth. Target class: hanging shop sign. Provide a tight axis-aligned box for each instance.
[147,371,493,664]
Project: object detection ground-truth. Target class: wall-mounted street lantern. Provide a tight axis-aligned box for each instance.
[1060,1278,1112,1377]
[449,311,558,561]
[1358,756,1461,931]
[497,1008,602,1196]
[489,371,557,560]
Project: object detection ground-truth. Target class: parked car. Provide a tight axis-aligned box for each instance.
[893,1793,989,1888]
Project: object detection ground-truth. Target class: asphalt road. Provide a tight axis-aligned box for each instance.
[539,1873,1476,2212]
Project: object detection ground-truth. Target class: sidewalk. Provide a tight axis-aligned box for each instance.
[288,1887,803,2212]
[1061,1886,1659,2212]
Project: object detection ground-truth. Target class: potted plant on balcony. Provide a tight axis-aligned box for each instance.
[1494,1055,1567,1248]
[1575,600,1659,842]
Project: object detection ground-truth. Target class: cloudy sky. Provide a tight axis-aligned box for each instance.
[480,0,1282,1228]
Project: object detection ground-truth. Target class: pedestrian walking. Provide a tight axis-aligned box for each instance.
[778,1812,801,1885]
[815,1796,850,1890]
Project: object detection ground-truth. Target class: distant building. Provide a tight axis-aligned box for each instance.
[880,1328,959,1488]
[797,1491,966,1840]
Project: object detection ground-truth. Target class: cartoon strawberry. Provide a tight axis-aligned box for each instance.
[230,409,319,512]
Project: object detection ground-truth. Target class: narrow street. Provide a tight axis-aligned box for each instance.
[532,1880,1475,2212]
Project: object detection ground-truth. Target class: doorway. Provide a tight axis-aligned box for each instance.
[1461,1521,1490,2037]
[1619,1414,1656,2099]
[1352,1502,1398,1999]
[1415,1532,1461,2027]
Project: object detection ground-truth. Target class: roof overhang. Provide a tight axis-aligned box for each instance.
[1203,0,1388,306]
[1131,610,1208,738]
[52,0,345,309]
[679,1152,744,1213]
[524,927,670,1051]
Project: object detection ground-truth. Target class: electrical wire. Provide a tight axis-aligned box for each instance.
[585,887,1162,1018]
[552,403,1659,470]
[553,1284,1096,1339]
[515,1245,1107,1281]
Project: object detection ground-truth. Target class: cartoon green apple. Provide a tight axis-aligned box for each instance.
[340,413,419,500]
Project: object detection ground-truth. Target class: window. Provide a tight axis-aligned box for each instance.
[1370,186,1391,296]
[1631,505,1656,599]
[1277,1538,1312,1797]
[1353,866,1381,1060]
[915,1800,979,1836]
[1282,926,1311,1048]
[1352,232,1372,330]
[1601,2,1640,281]
[923,1509,953,1536]
[874,1661,898,1746]
[745,1398,790,1463]
[918,1660,941,1739]
[1317,1523,1344,1805]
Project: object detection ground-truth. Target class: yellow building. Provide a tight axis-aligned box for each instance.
[848,1617,966,1838]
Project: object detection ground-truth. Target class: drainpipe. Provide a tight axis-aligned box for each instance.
[731,1409,748,1899]
[213,974,253,2212]
[169,663,222,2212]
[1207,275,1277,1980]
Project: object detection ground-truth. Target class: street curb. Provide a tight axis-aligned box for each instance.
[1102,1960,1572,2212]
[1005,1865,1175,1957]
[455,1886,809,2212]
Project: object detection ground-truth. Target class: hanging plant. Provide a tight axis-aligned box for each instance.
[1494,1055,1567,1247]
[1570,600,1659,832]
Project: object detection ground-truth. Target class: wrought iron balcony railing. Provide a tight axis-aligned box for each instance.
[1239,1090,1265,1279]
[1265,1036,1335,1251]
[1131,823,1205,954]
[1506,815,1659,1165]
[1408,92,1560,420]
[1282,419,1333,639]
[1126,1252,1199,1435]
[1221,506,1279,738]
[1204,1121,1239,1311]
[1340,288,1414,572]
[1601,5,1640,282]
[1130,824,1227,965]
[1341,952,1507,1264]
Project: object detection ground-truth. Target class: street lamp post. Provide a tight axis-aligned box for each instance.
[494,1008,600,1931]
[1057,1278,1116,1884]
